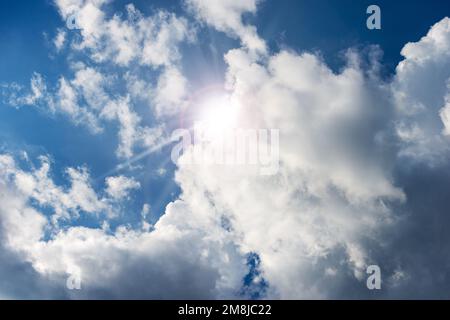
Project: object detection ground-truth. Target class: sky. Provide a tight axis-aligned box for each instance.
[0,0,450,299]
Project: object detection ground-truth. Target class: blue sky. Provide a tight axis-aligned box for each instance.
[0,0,450,299]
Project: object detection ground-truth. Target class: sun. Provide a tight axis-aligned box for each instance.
[195,93,239,136]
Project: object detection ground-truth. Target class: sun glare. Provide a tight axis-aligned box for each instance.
[196,94,239,135]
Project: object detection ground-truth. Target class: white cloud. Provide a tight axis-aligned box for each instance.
[101,95,164,158]
[2,73,48,107]
[71,67,110,111]
[1,155,108,223]
[393,17,450,163]
[3,2,194,159]
[440,88,450,135]
[54,29,66,51]
[159,17,450,298]
[140,10,194,67]
[55,1,193,68]
[105,175,140,199]
[6,65,166,159]
[225,48,404,202]
[55,75,102,133]
[166,45,408,297]
[153,66,188,117]
[0,153,248,299]
[185,0,266,54]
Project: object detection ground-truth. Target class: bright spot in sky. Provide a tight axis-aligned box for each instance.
[196,94,239,136]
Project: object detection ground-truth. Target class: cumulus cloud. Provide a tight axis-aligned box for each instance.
[170,45,408,298]
[393,17,450,163]
[168,14,450,299]
[0,152,249,299]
